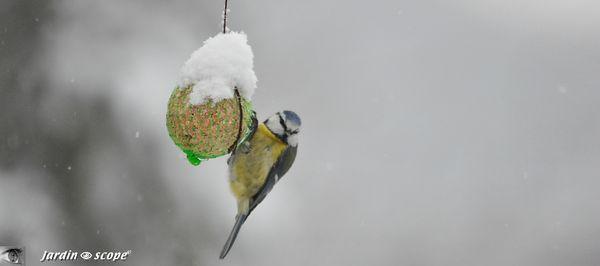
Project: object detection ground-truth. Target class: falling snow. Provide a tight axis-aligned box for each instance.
[557,85,568,94]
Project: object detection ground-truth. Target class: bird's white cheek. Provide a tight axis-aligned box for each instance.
[266,119,284,135]
[287,135,298,147]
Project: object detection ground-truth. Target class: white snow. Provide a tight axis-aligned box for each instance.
[179,32,257,105]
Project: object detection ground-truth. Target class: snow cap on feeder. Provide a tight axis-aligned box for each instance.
[167,31,257,166]
[179,32,257,105]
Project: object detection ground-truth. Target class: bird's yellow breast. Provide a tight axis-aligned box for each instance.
[230,124,287,204]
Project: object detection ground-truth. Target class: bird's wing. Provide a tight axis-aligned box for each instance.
[248,145,298,214]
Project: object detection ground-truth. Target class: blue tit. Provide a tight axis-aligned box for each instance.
[220,110,301,259]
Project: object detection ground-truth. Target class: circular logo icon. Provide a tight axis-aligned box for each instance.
[80,252,92,260]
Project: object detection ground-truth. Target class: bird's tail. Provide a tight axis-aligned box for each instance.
[219,213,247,259]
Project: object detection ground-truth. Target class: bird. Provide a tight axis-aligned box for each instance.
[220,110,301,259]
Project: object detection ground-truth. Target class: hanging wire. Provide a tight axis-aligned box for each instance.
[222,0,228,34]
[223,0,246,154]
[230,88,244,154]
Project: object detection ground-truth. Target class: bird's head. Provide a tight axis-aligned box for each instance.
[264,110,301,146]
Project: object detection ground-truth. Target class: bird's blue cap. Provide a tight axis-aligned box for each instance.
[282,110,301,126]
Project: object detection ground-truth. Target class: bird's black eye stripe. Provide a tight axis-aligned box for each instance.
[278,113,288,132]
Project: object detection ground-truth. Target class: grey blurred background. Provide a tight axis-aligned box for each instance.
[1,1,599,265]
